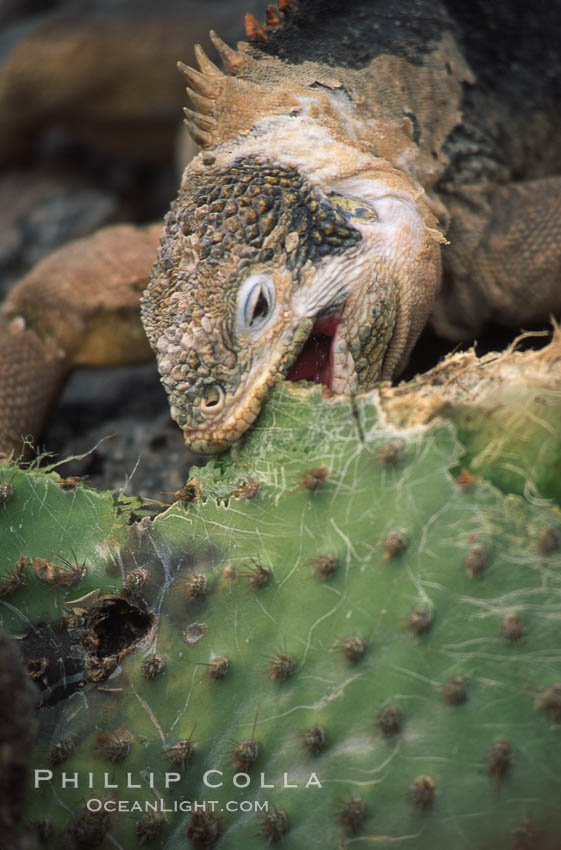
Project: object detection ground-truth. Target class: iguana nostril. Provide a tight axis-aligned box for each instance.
[201,385,225,414]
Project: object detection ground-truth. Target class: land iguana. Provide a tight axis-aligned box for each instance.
[1,0,561,455]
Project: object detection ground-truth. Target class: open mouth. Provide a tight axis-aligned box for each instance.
[285,315,340,390]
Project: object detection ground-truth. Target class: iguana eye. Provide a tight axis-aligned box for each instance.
[237,274,276,333]
[329,193,377,223]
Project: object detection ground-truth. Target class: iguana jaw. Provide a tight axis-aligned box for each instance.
[183,317,347,455]
[178,257,362,455]
[180,311,350,455]
[180,315,315,455]
[180,288,379,456]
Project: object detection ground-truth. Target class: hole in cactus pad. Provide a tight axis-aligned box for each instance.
[82,596,155,665]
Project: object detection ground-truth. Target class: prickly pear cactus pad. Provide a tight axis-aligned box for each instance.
[379,331,561,504]
[2,366,561,849]
[0,465,131,626]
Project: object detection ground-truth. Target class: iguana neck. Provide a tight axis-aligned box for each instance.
[183,1,472,206]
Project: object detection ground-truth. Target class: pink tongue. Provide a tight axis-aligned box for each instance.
[286,316,339,388]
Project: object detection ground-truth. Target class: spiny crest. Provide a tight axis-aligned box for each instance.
[209,30,247,74]
[245,0,298,42]
[178,1,298,149]
[178,56,222,149]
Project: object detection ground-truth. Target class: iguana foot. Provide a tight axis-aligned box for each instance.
[0,224,160,454]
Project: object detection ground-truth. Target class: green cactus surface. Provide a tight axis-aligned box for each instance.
[2,377,561,849]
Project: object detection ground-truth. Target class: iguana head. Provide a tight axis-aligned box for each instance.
[141,26,444,454]
[143,143,441,453]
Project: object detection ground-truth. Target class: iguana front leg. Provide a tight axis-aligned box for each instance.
[0,224,160,455]
[432,177,561,341]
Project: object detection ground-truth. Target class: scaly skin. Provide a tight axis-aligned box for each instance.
[1,0,561,455]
